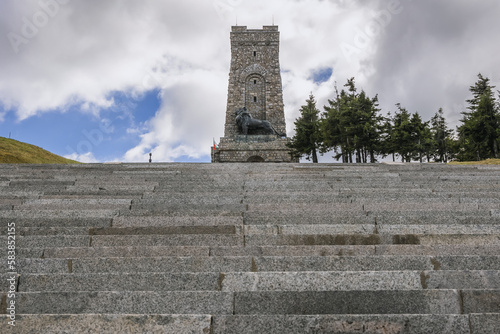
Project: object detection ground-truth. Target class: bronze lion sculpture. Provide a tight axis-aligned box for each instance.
[235,107,284,136]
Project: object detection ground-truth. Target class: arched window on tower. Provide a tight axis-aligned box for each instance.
[245,73,265,120]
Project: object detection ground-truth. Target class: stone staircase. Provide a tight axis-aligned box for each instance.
[1,162,499,333]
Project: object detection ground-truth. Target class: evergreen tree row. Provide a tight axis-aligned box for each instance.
[288,74,500,163]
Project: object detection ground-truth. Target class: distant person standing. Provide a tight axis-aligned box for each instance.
[149,153,152,163]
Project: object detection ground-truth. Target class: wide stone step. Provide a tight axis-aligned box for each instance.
[1,314,212,334]
[0,217,111,228]
[16,246,209,258]
[244,234,500,246]
[243,224,376,235]
[15,244,500,259]
[15,270,500,293]
[11,232,500,249]
[15,256,500,274]
[233,290,500,315]
[14,234,242,248]
[19,272,221,292]
[242,224,500,235]
[220,271,500,292]
[244,212,500,225]
[212,314,499,334]
[245,202,484,213]
[5,225,238,236]
[15,291,233,314]
[211,244,500,257]
[126,204,245,215]
[71,180,158,186]
[51,187,152,195]
[152,183,245,191]
[11,290,499,315]
[373,214,500,225]
[132,197,244,206]
[7,180,75,188]
[244,213,375,225]
[14,198,132,210]
[0,210,118,220]
[112,215,242,227]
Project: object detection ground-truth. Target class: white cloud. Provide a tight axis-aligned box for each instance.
[64,151,99,163]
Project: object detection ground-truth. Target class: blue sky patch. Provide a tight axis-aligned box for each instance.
[309,67,333,84]
[0,89,161,162]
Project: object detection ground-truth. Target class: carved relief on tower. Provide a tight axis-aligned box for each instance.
[239,64,269,79]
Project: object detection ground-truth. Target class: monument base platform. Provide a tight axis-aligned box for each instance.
[212,135,298,163]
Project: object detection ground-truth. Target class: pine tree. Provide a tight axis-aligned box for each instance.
[391,104,413,162]
[321,78,382,163]
[457,74,499,160]
[380,112,397,162]
[430,108,453,162]
[288,94,321,163]
[321,83,353,163]
[409,112,432,163]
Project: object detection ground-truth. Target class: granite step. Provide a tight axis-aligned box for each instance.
[15,244,500,259]
[0,209,119,220]
[243,212,500,225]
[14,198,132,210]
[12,290,498,315]
[10,314,496,334]
[15,270,500,293]
[0,314,212,334]
[14,256,500,274]
[3,225,239,236]
[14,291,233,314]
[19,272,221,292]
[244,234,500,246]
[15,246,210,259]
[232,290,500,315]
[242,224,500,235]
[132,197,244,206]
[112,215,243,228]
[15,234,243,248]
[16,245,500,259]
[12,232,500,249]
[244,202,483,213]
[211,244,500,257]
[212,314,499,334]
[0,217,112,228]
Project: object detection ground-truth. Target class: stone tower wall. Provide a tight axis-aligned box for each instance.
[224,26,286,138]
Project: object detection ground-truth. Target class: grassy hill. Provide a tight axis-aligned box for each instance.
[449,159,500,165]
[0,137,80,164]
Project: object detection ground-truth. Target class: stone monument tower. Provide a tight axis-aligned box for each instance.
[212,25,297,163]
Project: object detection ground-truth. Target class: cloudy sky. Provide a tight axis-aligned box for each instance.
[1,0,499,163]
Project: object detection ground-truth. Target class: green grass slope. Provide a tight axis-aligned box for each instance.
[449,159,500,165]
[0,137,80,164]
